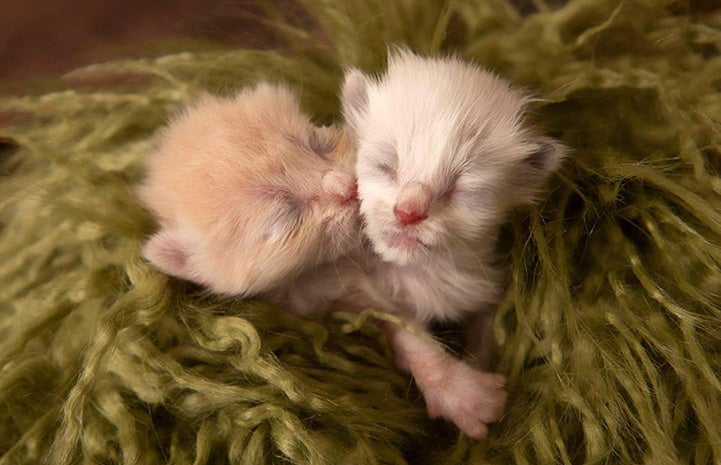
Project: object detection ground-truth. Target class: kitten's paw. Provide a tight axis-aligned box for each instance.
[424,364,507,439]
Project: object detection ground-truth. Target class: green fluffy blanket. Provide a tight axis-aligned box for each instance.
[1,1,720,464]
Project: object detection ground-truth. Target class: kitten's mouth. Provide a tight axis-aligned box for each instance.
[384,231,429,251]
[341,189,359,206]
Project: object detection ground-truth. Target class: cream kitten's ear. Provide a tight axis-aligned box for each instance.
[143,230,204,285]
[341,68,372,130]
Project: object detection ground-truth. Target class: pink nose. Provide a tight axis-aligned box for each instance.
[394,206,427,226]
[342,183,359,205]
[322,171,358,205]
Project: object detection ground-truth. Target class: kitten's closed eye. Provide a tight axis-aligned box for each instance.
[254,187,305,243]
[265,196,303,243]
[375,161,397,179]
[439,171,464,201]
[372,146,399,180]
[440,182,456,201]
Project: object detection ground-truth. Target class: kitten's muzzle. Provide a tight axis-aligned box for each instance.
[394,181,432,226]
[321,170,358,206]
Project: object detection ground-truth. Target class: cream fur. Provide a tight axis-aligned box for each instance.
[138,83,360,296]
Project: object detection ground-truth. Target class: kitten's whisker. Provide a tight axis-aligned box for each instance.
[443,242,460,277]
[331,256,343,283]
[447,234,495,282]
[339,250,368,277]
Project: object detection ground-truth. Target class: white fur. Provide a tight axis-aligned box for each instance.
[330,50,567,438]
[340,50,566,322]
[344,50,565,274]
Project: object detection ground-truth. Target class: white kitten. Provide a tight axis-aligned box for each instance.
[334,50,567,438]
[138,83,360,296]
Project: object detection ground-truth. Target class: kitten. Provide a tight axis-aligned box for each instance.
[138,83,360,296]
[334,49,567,438]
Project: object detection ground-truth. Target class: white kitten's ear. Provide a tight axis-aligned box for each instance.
[525,137,568,175]
[143,230,204,285]
[508,138,568,206]
[341,68,371,129]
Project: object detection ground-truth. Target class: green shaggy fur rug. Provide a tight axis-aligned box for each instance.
[2,1,721,464]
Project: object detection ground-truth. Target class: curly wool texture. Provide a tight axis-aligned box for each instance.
[1,0,721,464]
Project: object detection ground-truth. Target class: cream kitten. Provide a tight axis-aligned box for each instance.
[138,83,359,296]
[331,50,567,438]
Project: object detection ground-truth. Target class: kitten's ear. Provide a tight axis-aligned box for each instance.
[143,230,204,285]
[341,68,371,130]
[509,137,568,206]
[525,137,568,175]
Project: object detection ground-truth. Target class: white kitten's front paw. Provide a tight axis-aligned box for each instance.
[423,363,507,439]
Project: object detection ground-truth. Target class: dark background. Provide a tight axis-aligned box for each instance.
[1,0,547,87]
[0,0,281,86]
